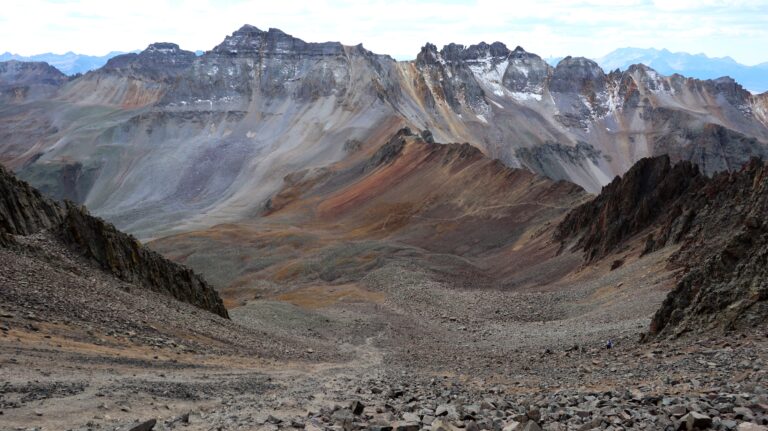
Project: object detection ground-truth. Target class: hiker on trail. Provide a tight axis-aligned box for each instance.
[606,339,614,349]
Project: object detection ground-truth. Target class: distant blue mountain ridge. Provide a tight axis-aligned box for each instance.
[552,47,768,94]
[0,51,136,75]
[595,48,768,94]
[0,49,205,76]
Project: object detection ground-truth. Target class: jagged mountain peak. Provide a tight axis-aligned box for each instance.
[509,45,540,60]
[555,154,768,336]
[550,56,606,93]
[100,42,196,80]
[4,25,768,233]
[211,24,344,57]
[598,47,768,93]
[415,43,440,66]
[440,41,511,63]
[625,62,654,73]
[555,56,603,71]
[416,41,517,65]
[238,23,262,32]
[144,42,186,54]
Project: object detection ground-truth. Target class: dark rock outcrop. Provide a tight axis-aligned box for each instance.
[0,164,64,235]
[439,42,511,63]
[414,43,441,67]
[0,165,228,318]
[59,202,229,318]
[515,141,603,185]
[128,419,157,431]
[649,158,768,336]
[653,121,768,176]
[415,42,499,111]
[555,155,705,262]
[160,25,375,108]
[557,155,768,336]
[365,127,414,171]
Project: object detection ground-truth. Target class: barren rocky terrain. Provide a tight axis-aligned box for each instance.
[2,132,768,431]
[2,27,768,430]
[2,231,767,431]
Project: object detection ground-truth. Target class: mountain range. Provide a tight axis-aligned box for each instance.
[0,50,134,75]
[3,108,768,430]
[6,45,767,94]
[597,47,768,93]
[2,25,767,241]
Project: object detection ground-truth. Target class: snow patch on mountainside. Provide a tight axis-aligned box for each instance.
[510,92,542,102]
[468,57,508,97]
[467,57,544,103]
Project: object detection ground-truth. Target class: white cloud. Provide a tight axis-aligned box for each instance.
[0,0,767,64]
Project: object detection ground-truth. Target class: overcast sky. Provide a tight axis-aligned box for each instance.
[2,0,768,64]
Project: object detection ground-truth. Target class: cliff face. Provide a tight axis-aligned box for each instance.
[554,155,706,261]
[0,165,228,318]
[556,156,768,336]
[101,42,197,82]
[0,164,64,236]
[650,158,768,336]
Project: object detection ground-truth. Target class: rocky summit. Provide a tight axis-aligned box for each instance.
[1,22,768,431]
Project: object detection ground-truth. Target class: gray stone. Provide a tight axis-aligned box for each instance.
[350,401,365,416]
[128,419,157,431]
[681,412,712,430]
[394,422,420,431]
[527,408,541,422]
[402,412,420,423]
[522,421,543,431]
[667,405,688,417]
[431,419,460,431]
[735,407,756,421]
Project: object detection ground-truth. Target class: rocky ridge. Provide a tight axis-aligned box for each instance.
[0,59,68,102]
[150,126,588,301]
[101,42,197,81]
[0,163,64,236]
[554,156,706,262]
[0,164,228,318]
[650,158,768,336]
[556,155,768,336]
